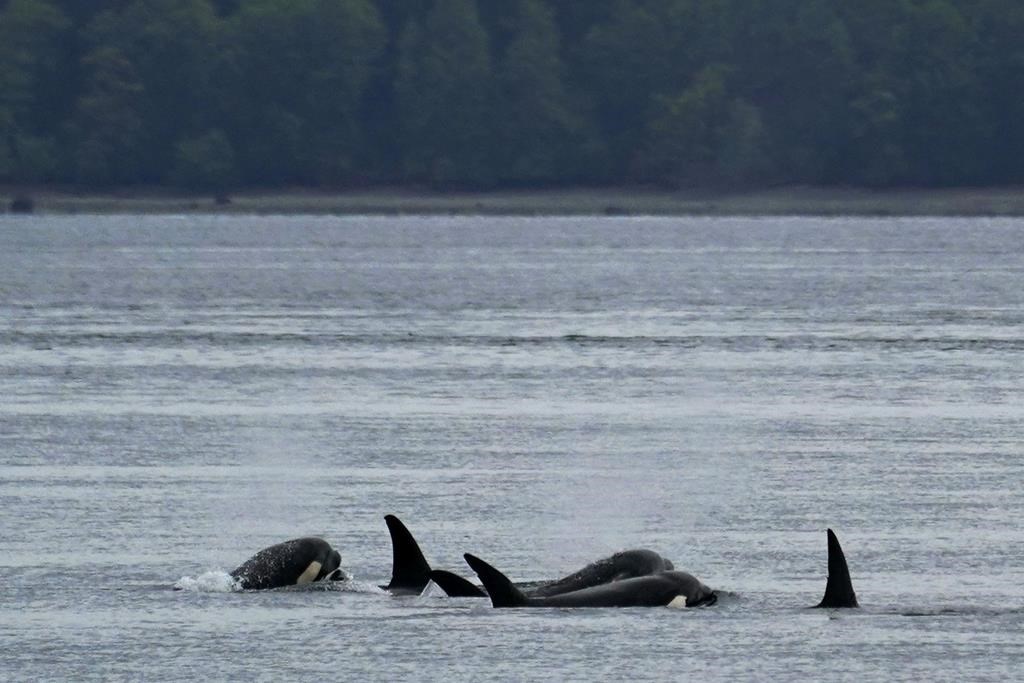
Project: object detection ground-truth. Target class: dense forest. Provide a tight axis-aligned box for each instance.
[1,0,1022,191]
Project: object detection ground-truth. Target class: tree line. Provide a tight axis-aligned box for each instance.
[2,0,1022,191]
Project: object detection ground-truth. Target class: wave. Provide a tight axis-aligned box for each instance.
[6,329,1024,353]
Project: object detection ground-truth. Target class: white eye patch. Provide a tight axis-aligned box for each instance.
[296,561,323,585]
[666,595,688,609]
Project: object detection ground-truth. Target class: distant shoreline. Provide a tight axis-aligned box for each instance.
[4,185,1024,217]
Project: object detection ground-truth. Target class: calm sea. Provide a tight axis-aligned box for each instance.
[1,215,1022,681]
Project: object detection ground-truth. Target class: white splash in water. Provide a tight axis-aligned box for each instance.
[174,570,240,592]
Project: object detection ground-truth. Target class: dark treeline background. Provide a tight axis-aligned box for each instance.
[1,0,1022,191]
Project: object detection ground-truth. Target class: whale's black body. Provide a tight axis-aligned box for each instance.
[385,514,858,609]
[462,528,858,610]
[230,537,343,590]
[464,553,717,608]
[427,549,674,599]
[527,548,675,598]
[384,514,675,598]
[380,516,675,602]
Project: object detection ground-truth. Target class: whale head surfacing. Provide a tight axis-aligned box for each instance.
[229,537,342,590]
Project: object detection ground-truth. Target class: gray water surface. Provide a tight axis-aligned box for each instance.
[1,215,1022,681]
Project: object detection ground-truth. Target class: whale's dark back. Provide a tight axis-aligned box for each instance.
[230,537,335,590]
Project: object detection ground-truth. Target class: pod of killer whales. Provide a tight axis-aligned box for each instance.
[216,515,859,609]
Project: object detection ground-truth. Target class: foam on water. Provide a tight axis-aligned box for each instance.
[171,571,386,594]
[173,570,240,592]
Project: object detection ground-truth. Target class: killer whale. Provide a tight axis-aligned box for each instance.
[526,548,675,597]
[384,514,676,598]
[462,528,858,609]
[428,549,675,599]
[464,553,717,608]
[230,537,343,590]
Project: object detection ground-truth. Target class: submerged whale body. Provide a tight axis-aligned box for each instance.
[527,548,675,598]
[230,537,343,590]
[461,528,859,609]
[464,553,717,608]
[386,515,858,609]
[427,549,674,599]
[384,514,677,598]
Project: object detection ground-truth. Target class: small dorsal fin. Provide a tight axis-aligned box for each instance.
[816,528,858,608]
[463,554,529,607]
[428,569,487,597]
[383,515,432,594]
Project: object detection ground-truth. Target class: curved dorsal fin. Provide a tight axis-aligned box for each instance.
[384,515,432,594]
[816,528,858,608]
[463,553,528,607]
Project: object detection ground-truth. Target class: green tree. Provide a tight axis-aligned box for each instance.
[638,64,770,186]
[572,0,676,175]
[546,0,620,45]
[726,0,856,183]
[224,0,384,185]
[846,82,908,186]
[836,0,912,185]
[896,0,988,185]
[47,1,126,24]
[715,99,771,185]
[492,0,587,185]
[3,0,1024,190]
[69,46,145,184]
[975,0,1024,182]
[394,0,494,187]
[373,0,432,35]
[170,128,237,191]
[72,0,222,183]
[0,0,71,181]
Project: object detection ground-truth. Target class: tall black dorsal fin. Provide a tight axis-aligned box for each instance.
[384,515,432,593]
[816,528,859,608]
[463,554,528,608]
[428,569,487,597]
